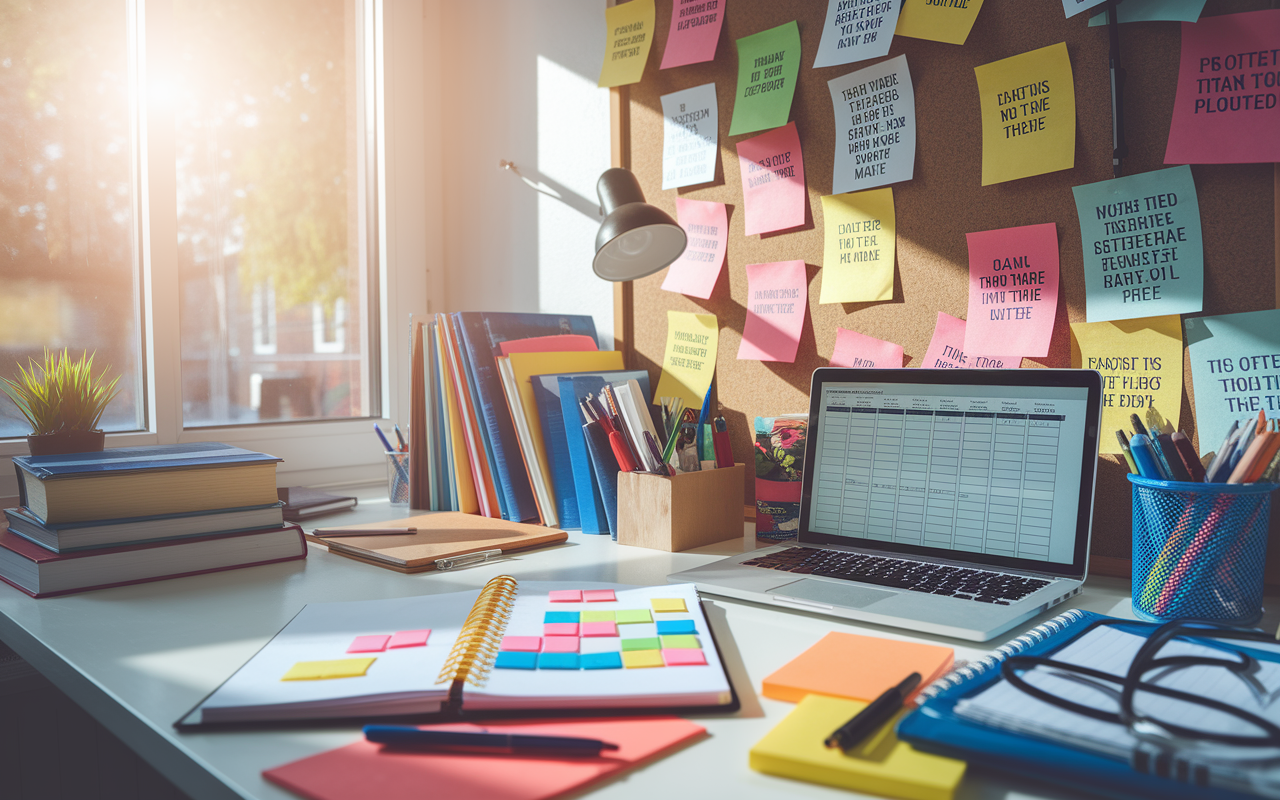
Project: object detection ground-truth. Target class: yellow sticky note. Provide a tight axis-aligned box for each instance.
[622,650,665,669]
[975,42,1075,186]
[896,0,986,45]
[282,658,376,681]
[1070,315,1184,454]
[598,0,656,88]
[819,189,895,304]
[653,311,718,409]
[650,597,687,613]
[581,610,616,622]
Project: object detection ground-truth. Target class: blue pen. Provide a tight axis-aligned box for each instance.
[375,424,411,485]
[363,725,619,756]
[1129,434,1167,480]
[393,424,408,451]
[695,383,713,458]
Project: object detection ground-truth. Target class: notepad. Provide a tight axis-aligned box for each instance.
[762,632,954,704]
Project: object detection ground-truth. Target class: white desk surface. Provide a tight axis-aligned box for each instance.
[2,488,1273,800]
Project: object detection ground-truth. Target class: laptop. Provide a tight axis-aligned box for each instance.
[669,368,1103,641]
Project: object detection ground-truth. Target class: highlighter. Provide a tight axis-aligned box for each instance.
[1128,434,1167,481]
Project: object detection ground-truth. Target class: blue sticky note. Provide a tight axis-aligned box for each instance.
[537,652,581,670]
[656,620,697,635]
[1089,0,1205,26]
[1072,166,1203,323]
[580,651,624,670]
[1186,310,1280,456]
[495,651,538,670]
[544,611,580,624]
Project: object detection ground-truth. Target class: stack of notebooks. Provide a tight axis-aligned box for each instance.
[0,443,307,598]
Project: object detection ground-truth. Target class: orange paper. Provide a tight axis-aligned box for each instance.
[761,631,953,704]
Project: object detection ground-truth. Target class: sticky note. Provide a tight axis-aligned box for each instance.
[598,0,656,88]
[583,589,617,603]
[963,223,1059,358]
[896,0,985,45]
[828,55,916,194]
[918,312,1019,370]
[1070,316,1184,454]
[729,21,802,136]
[819,189,895,304]
[1185,309,1280,455]
[542,636,580,653]
[1165,10,1280,164]
[975,42,1075,185]
[654,311,719,411]
[581,610,617,622]
[544,611,580,623]
[544,623,579,637]
[660,635,701,649]
[581,651,625,670]
[1089,0,1205,26]
[656,619,697,635]
[582,621,619,637]
[663,649,708,667]
[650,598,688,613]
[622,637,663,651]
[282,658,376,681]
[660,0,725,69]
[814,0,903,67]
[622,650,665,669]
[495,651,538,670]
[1062,0,1107,17]
[387,629,431,649]
[1072,166,1203,322]
[501,636,542,652]
[661,84,718,189]
[548,590,582,603]
[538,653,581,670]
[737,122,806,236]
[830,329,903,369]
[738,260,808,364]
[346,635,390,654]
[616,609,653,624]
[661,199,728,300]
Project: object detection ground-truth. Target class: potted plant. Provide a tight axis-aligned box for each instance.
[1,349,121,456]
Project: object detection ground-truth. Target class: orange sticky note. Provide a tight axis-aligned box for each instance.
[761,632,953,704]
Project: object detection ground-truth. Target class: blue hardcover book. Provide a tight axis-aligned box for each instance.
[581,419,620,540]
[449,313,508,521]
[454,312,599,523]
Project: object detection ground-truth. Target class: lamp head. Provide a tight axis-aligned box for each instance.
[592,168,687,282]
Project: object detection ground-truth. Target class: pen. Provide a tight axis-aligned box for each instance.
[393,424,408,452]
[313,527,418,537]
[643,430,674,475]
[823,672,921,752]
[1128,433,1166,480]
[363,726,621,756]
[375,424,411,485]
[1129,413,1149,439]
[1170,431,1206,482]
[1156,433,1192,481]
[1115,430,1138,474]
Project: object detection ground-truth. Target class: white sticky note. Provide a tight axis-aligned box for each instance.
[814,0,904,68]
[661,83,718,190]
[828,54,916,194]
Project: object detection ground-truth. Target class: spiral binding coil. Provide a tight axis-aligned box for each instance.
[436,575,519,689]
[915,608,1086,704]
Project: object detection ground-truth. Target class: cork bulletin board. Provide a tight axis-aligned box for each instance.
[611,0,1278,577]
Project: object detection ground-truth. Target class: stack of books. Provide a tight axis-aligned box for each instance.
[0,443,306,598]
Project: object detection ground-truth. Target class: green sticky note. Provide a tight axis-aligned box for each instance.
[621,637,662,651]
[581,610,616,623]
[728,21,802,136]
[660,635,701,649]
[615,609,653,624]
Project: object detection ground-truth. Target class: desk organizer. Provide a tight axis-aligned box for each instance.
[1129,474,1276,625]
[617,464,745,552]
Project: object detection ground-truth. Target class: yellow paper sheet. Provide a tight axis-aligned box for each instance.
[819,189,896,304]
[437,327,479,514]
[1070,315,1184,454]
[896,0,986,45]
[975,42,1075,186]
[281,658,376,681]
[653,311,718,409]
[598,0,656,88]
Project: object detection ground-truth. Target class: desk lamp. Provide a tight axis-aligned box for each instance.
[592,168,687,282]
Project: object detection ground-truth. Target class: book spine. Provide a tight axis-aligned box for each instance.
[452,313,508,520]
[437,575,519,694]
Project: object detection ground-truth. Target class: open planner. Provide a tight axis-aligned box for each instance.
[177,579,736,728]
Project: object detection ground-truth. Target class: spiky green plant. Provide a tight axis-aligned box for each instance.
[0,349,121,436]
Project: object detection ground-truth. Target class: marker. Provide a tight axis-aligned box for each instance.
[1115,430,1138,474]
[1156,433,1192,482]
[1128,434,1167,480]
[1129,413,1149,439]
[824,672,922,752]
[363,726,620,756]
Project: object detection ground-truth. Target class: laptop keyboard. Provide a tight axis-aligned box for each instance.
[740,547,1051,605]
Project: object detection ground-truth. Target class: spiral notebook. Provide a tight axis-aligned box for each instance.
[176,579,737,728]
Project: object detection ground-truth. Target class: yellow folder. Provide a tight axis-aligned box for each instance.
[437,327,479,514]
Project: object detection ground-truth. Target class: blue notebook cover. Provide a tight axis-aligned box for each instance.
[449,313,507,520]
[581,419,620,540]
[13,442,280,481]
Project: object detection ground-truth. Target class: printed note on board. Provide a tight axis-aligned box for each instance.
[830,328,903,368]
[819,189,895,304]
[1070,316,1184,454]
[964,223,1060,358]
[737,122,806,236]
[974,42,1075,185]
[661,0,726,69]
[1164,10,1280,165]
[1062,0,1107,17]
[738,261,808,363]
[654,310,719,409]
[661,199,729,299]
[661,84,718,190]
[828,55,915,194]
[1072,166,1203,323]
[813,0,904,68]
[895,0,985,45]
[919,312,1019,370]
[1185,309,1280,455]
[599,0,656,88]
[1089,0,1205,26]
[729,21,802,135]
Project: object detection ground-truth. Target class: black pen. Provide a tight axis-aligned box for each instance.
[363,725,620,756]
[824,672,921,751]
[1130,413,1149,438]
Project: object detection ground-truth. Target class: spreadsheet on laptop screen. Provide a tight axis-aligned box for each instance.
[806,382,1091,564]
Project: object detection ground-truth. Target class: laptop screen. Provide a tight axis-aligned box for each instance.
[799,368,1102,578]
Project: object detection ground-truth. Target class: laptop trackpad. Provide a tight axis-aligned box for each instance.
[767,578,895,609]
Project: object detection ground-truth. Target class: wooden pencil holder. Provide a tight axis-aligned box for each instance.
[617,464,745,552]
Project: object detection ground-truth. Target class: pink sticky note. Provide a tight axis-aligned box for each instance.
[830,328,903,368]
[963,223,1059,358]
[736,122,806,236]
[663,648,708,666]
[548,590,583,603]
[583,589,617,602]
[661,199,729,299]
[660,0,726,69]
[347,635,390,654]
[1165,10,1280,164]
[501,636,542,652]
[541,636,580,653]
[581,621,619,637]
[920,312,1021,370]
[737,260,808,363]
[544,623,579,637]
[388,629,431,649]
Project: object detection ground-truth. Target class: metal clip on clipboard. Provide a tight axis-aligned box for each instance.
[435,549,502,571]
